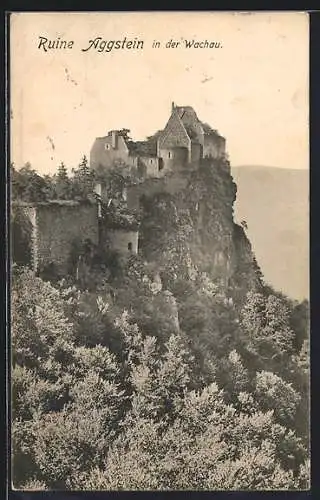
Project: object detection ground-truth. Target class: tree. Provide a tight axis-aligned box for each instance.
[118,128,132,141]
[11,233,310,491]
[77,380,307,490]
[289,300,309,351]
[216,350,250,404]
[71,155,95,199]
[240,291,295,369]
[254,371,301,427]
[54,162,71,199]
[11,163,49,202]
[11,269,127,489]
[11,267,74,372]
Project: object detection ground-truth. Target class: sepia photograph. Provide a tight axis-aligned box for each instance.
[9,11,309,491]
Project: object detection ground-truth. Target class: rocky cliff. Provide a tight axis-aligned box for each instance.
[137,157,262,304]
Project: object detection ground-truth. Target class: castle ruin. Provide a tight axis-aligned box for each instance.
[13,103,228,275]
[91,102,227,182]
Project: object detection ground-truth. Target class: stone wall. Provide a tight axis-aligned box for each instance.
[126,173,189,211]
[36,202,99,274]
[138,156,162,178]
[104,228,139,254]
[158,146,189,173]
[13,202,99,275]
[191,142,202,163]
[203,134,226,159]
[90,134,130,171]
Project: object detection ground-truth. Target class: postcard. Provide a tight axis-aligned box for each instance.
[9,11,309,491]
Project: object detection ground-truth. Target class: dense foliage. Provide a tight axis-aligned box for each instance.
[11,159,310,490]
[12,262,309,490]
[11,157,95,203]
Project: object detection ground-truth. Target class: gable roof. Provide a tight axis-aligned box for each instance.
[158,109,191,149]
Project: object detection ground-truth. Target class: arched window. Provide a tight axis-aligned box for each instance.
[168,151,172,159]
[128,242,133,252]
[104,143,111,151]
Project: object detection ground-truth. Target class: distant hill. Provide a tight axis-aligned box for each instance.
[231,165,309,301]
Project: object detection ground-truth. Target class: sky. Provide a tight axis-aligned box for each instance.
[10,11,309,174]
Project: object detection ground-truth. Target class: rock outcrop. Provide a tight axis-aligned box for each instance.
[138,157,262,304]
